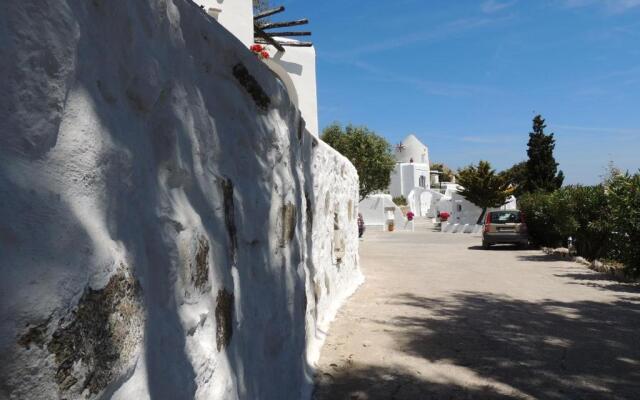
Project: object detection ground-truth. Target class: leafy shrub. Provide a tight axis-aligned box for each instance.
[519,189,577,247]
[520,173,640,276]
[606,173,640,276]
[392,196,407,206]
[565,185,609,260]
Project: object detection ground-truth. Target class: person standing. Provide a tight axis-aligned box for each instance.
[357,213,365,239]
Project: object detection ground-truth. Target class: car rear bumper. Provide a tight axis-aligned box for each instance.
[483,232,528,244]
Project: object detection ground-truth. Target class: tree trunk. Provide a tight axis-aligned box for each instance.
[477,208,487,225]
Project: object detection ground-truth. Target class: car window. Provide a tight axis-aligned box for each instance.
[490,211,520,224]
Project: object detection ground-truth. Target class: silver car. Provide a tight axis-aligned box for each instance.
[482,210,528,249]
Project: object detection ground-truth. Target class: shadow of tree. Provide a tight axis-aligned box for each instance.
[469,245,530,252]
[316,292,640,399]
[314,361,517,400]
[554,272,640,295]
[517,254,571,262]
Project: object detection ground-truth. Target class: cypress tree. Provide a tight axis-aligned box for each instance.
[525,115,564,192]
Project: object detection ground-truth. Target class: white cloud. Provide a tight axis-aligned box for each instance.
[562,0,640,13]
[481,0,517,14]
[326,15,512,58]
[335,59,500,98]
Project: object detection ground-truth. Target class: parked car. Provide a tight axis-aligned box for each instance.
[482,210,528,249]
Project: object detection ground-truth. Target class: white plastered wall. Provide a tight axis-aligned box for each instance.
[268,43,319,136]
[390,163,431,198]
[195,0,254,46]
[0,1,361,399]
[193,1,320,137]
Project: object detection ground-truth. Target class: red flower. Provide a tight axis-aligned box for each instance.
[407,211,415,221]
[250,44,263,52]
[260,50,270,59]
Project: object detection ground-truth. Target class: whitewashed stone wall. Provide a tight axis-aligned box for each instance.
[0,1,361,399]
[304,140,363,364]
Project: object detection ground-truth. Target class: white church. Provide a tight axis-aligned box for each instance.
[360,134,439,228]
[360,134,516,231]
[389,134,432,198]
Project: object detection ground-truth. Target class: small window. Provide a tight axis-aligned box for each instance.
[418,176,426,188]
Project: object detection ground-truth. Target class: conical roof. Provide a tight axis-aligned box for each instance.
[394,134,429,164]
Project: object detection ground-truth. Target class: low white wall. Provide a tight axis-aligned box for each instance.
[359,194,407,230]
[304,140,363,364]
[359,195,387,226]
[407,187,443,217]
[0,2,360,399]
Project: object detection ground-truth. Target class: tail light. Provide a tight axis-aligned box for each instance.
[483,212,491,233]
[520,212,528,232]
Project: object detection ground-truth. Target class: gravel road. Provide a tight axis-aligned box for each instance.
[313,220,640,400]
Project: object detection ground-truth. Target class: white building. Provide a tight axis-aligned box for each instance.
[195,0,320,136]
[388,134,431,198]
[408,183,517,231]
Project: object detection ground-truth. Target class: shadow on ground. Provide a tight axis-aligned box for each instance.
[554,272,640,295]
[468,245,530,251]
[314,292,640,400]
[314,361,516,400]
[516,254,572,262]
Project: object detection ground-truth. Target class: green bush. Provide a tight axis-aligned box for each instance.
[392,196,407,206]
[565,185,609,260]
[520,173,640,276]
[606,173,640,276]
[519,190,577,247]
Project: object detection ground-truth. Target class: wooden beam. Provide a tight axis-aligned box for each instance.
[254,26,286,52]
[255,39,313,47]
[265,31,311,37]
[254,6,285,20]
[258,19,309,30]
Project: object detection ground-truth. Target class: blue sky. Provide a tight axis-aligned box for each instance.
[278,0,640,184]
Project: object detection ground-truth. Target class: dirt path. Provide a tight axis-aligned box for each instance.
[313,221,640,400]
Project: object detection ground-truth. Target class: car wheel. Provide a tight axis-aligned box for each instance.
[482,241,491,250]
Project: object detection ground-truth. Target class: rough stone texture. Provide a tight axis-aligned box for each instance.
[278,203,297,247]
[17,319,50,350]
[47,267,143,397]
[193,236,211,291]
[303,140,364,366]
[0,1,361,399]
[232,63,270,111]
[221,177,238,267]
[215,289,234,351]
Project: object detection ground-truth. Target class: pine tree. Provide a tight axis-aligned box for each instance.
[499,161,527,197]
[457,161,514,224]
[525,115,564,193]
